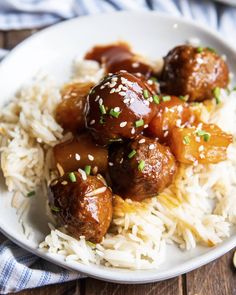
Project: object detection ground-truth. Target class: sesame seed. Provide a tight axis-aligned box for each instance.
[199,145,204,152]
[120,158,124,164]
[132,62,139,68]
[149,144,155,150]
[110,88,116,94]
[114,107,120,112]
[196,136,201,142]
[139,138,146,144]
[131,127,135,134]
[136,72,142,77]
[109,82,117,88]
[177,105,183,112]
[75,153,81,161]
[90,120,95,125]
[199,153,205,159]
[95,95,100,101]
[144,124,149,128]
[119,91,126,96]
[120,121,127,128]
[124,98,130,104]
[88,154,94,161]
[164,131,169,137]
[100,85,105,89]
[108,162,114,166]
[147,80,154,85]
[61,181,68,185]
[99,98,103,105]
[78,168,87,181]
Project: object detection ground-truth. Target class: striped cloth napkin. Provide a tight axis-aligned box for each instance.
[0,0,236,293]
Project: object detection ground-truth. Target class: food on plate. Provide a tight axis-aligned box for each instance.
[161,45,229,102]
[56,81,94,133]
[1,41,236,270]
[147,95,195,141]
[169,123,233,164]
[86,71,157,145]
[85,42,153,78]
[109,136,177,201]
[53,133,108,175]
[49,172,112,243]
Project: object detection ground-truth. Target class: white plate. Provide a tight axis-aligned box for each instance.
[0,11,236,284]
[214,0,236,6]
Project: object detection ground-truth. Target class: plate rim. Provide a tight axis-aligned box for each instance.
[0,10,236,284]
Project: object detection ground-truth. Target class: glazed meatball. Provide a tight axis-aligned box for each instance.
[53,133,108,175]
[86,71,157,145]
[49,172,113,243]
[109,136,177,201]
[161,45,229,102]
[56,82,93,133]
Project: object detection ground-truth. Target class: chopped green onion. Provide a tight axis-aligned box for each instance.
[68,172,76,182]
[138,160,145,172]
[84,165,91,175]
[197,47,204,53]
[128,150,136,159]
[109,108,121,118]
[196,130,211,142]
[179,95,188,102]
[143,89,149,99]
[99,116,105,125]
[203,133,211,142]
[51,206,60,212]
[183,136,190,145]
[150,77,158,82]
[109,138,123,143]
[135,119,144,128]
[27,191,35,197]
[162,95,171,102]
[153,95,160,104]
[207,47,216,53]
[213,87,221,104]
[99,104,106,115]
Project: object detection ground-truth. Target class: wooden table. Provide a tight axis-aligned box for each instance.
[0,28,236,295]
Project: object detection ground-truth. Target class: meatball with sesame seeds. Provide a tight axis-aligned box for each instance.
[85,71,157,145]
[49,172,113,243]
[109,136,177,201]
[161,45,229,102]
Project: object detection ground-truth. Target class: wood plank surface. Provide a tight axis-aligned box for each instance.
[1,28,236,295]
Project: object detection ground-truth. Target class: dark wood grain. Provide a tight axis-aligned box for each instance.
[1,28,236,295]
[185,250,236,295]
[5,29,38,49]
[84,277,183,295]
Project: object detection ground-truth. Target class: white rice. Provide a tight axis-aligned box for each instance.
[1,57,236,270]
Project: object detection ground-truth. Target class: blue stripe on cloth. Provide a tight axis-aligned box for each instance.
[1,0,236,294]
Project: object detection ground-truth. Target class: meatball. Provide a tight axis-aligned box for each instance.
[85,42,153,78]
[53,133,108,175]
[49,171,113,243]
[109,136,177,201]
[86,71,157,145]
[161,45,229,102]
[56,82,93,133]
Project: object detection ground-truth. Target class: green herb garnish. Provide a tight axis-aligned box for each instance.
[153,95,160,104]
[143,89,149,99]
[99,104,106,115]
[179,95,188,102]
[99,116,105,125]
[162,95,171,102]
[27,191,35,197]
[213,87,221,104]
[135,119,144,128]
[68,172,76,183]
[128,150,136,159]
[109,108,121,118]
[183,136,190,145]
[197,47,204,53]
[207,47,216,53]
[84,165,91,176]
[138,160,145,172]
[196,130,211,142]
[51,206,60,212]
